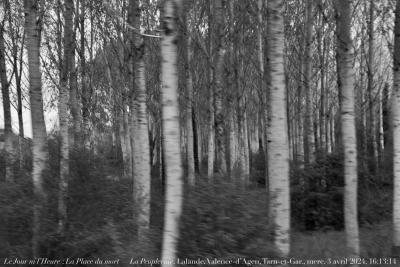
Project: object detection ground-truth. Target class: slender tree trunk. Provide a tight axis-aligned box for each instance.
[24,0,48,258]
[318,12,326,155]
[367,0,377,172]
[192,108,200,173]
[57,0,73,236]
[80,0,90,147]
[392,0,400,257]
[160,0,183,264]
[228,0,236,178]
[304,0,314,165]
[0,20,12,182]
[207,0,215,180]
[214,0,227,174]
[185,16,195,186]
[266,0,290,257]
[335,0,360,259]
[297,33,305,167]
[257,0,266,158]
[69,0,81,147]
[243,110,250,184]
[377,88,384,166]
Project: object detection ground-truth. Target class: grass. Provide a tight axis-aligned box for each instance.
[290,221,394,267]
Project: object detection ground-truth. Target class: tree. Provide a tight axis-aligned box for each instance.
[185,12,195,186]
[214,0,227,174]
[69,0,81,147]
[130,0,151,241]
[335,0,359,259]
[367,0,377,172]
[304,0,315,165]
[0,4,13,182]
[23,0,48,258]
[160,0,183,264]
[57,0,73,236]
[266,0,290,257]
[392,0,400,257]
[207,0,215,180]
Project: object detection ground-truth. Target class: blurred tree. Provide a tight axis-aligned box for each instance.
[266,0,290,257]
[23,0,47,258]
[304,0,315,166]
[335,0,360,259]
[57,0,73,236]
[160,0,183,264]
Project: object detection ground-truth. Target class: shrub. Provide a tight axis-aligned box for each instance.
[178,179,276,266]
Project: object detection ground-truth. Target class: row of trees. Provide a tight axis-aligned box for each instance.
[1,0,400,261]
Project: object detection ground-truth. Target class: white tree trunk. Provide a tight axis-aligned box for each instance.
[186,23,195,186]
[160,0,183,265]
[58,0,73,236]
[266,0,290,257]
[24,0,48,258]
[133,58,151,240]
[335,0,360,259]
[392,0,400,257]
[128,0,151,242]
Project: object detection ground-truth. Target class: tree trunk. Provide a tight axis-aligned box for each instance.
[266,0,290,257]
[335,0,360,259]
[318,10,326,155]
[185,16,195,186]
[130,0,151,241]
[207,0,215,180]
[367,0,377,172]
[304,0,314,165]
[24,0,48,258]
[0,20,13,182]
[160,0,183,264]
[57,0,73,236]
[69,0,81,147]
[80,0,90,147]
[392,0,400,257]
[214,0,227,174]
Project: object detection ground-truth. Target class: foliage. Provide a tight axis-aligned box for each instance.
[290,152,392,231]
[178,179,276,265]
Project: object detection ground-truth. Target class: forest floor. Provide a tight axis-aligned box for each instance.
[290,221,393,267]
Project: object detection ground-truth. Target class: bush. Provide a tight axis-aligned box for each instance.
[178,179,276,265]
[291,153,345,231]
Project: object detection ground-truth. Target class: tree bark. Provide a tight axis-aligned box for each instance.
[80,0,90,147]
[185,15,195,186]
[266,0,290,257]
[304,0,315,165]
[207,0,215,180]
[214,0,227,174]
[160,0,183,264]
[367,0,377,172]
[69,0,81,147]
[24,0,48,258]
[57,0,73,236]
[392,0,400,257]
[335,0,360,259]
[130,0,151,241]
